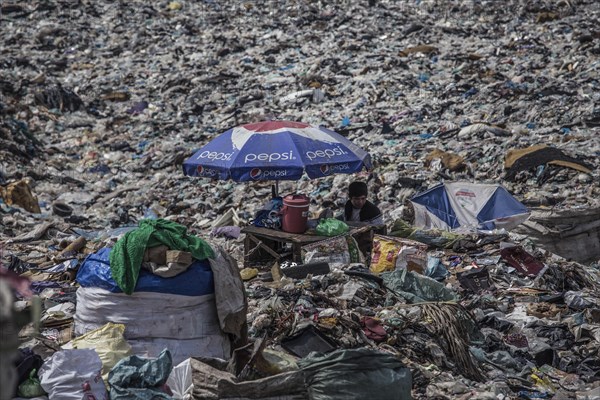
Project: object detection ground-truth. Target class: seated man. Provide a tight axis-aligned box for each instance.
[340,181,385,259]
[342,181,384,227]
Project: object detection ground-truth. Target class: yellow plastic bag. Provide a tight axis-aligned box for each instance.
[68,322,133,380]
[370,235,427,274]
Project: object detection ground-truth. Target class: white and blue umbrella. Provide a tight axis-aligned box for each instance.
[410,182,530,232]
[182,121,372,182]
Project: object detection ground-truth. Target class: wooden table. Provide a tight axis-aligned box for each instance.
[241,226,329,267]
[241,225,373,267]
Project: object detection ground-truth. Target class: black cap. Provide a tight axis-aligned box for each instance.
[349,181,368,197]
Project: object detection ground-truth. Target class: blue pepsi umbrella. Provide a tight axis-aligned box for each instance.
[410,182,530,232]
[182,121,372,182]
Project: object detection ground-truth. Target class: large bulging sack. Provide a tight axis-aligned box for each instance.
[39,349,108,400]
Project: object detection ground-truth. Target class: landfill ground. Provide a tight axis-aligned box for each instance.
[1,0,600,399]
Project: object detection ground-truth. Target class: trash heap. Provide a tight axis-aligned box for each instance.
[1,0,600,399]
[239,222,600,399]
[5,215,600,399]
[0,0,598,244]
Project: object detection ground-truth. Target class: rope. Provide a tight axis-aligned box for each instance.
[420,303,485,382]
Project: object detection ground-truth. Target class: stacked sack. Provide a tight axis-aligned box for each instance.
[75,237,231,364]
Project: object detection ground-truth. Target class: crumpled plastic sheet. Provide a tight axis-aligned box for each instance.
[107,348,173,400]
[381,268,458,303]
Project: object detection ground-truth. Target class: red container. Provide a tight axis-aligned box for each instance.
[281,194,310,233]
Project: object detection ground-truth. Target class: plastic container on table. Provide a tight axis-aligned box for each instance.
[281,194,310,234]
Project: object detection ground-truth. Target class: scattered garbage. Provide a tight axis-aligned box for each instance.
[1,0,600,399]
[0,179,41,214]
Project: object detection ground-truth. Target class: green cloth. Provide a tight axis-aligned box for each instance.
[109,219,214,294]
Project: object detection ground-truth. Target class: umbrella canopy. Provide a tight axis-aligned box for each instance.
[182,121,372,181]
[410,182,530,232]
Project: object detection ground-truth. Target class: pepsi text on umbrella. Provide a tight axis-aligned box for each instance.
[250,168,289,179]
[196,150,234,161]
[244,150,295,163]
[320,163,351,175]
[306,145,349,160]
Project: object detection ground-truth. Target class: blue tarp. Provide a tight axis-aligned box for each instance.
[410,182,530,232]
[76,248,214,297]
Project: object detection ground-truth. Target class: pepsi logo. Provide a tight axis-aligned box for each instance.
[197,165,218,177]
[250,168,262,179]
[250,169,289,179]
[320,163,351,175]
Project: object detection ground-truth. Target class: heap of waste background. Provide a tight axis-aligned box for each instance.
[1,0,600,399]
[1,0,598,248]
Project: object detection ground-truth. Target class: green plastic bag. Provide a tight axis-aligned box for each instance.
[316,218,349,237]
[18,369,46,398]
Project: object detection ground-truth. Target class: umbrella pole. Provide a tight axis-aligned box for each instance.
[272,182,279,198]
